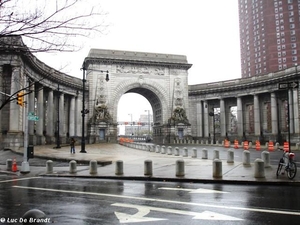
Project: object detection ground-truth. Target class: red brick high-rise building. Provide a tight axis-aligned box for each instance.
[238,0,300,78]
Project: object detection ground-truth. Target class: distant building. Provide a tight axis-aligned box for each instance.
[124,114,153,136]
[238,0,300,77]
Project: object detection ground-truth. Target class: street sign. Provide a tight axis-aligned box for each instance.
[28,112,34,116]
[28,115,39,121]
[278,82,298,90]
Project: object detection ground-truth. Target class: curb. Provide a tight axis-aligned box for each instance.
[40,174,300,186]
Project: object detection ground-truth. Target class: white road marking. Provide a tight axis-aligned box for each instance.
[114,204,167,223]
[158,187,229,194]
[0,177,41,183]
[13,185,300,216]
[112,203,242,223]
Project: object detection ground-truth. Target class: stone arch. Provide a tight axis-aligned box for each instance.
[110,78,169,126]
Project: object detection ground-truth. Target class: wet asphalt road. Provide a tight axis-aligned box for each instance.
[0,177,300,225]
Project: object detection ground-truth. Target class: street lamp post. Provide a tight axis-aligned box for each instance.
[80,62,88,153]
[209,107,216,144]
[80,61,109,153]
[145,110,150,135]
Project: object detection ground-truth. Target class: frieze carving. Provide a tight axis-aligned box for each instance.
[116,65,164,75]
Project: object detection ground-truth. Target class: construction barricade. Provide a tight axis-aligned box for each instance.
[234,140,239,149]
[283,142,289,152]
[268,141,274,151]
[243,141,249,150]
[255,140,261,151]
[224,139,230,148]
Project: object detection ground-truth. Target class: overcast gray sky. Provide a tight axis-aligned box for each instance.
[36,0,241,128]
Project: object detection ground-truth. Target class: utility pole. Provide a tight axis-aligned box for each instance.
[20,76,30,173]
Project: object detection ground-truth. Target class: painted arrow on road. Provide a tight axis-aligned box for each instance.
[112,203,242,223]
[158,187,229,194]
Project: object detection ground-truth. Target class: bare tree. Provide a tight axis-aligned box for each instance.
[0,0,109,52]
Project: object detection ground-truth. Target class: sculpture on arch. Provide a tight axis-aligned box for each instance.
[89,104,112,124]
[168,107,190,125]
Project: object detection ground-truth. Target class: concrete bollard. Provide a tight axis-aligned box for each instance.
[202,148,208,159]
[144,160,153,176]
[6,159,12,171]
[174,147,180,156]
[213,159,222,178]
[167,146,173,155]
[254,158,265,178]
[89,160,98,174]
[161,146,166,154]
[227,149,234,163]
[243,150,250,166]
[176,159,185,177]
[22,209,47,224]
[182,147,188,157]
[46,160,53,174]
[115,160,124,175]
[69,160,77,174]
[192,148,197,158]
[151,145,155,152]
[213,149,219,159]
[248,142,252,149]
[261,151,271,168]
[156,145,160,153]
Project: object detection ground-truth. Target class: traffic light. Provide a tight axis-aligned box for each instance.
[16,92,24,107]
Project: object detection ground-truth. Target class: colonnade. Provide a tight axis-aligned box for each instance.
[0,62,84,149]
[190,80,300,144]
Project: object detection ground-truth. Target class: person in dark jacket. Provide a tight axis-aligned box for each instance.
[70,138,76,154]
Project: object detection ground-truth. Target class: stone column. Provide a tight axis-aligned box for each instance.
[196,102,203,137]
[293,88,299,134]
[270,92,278,135]
[76,96,82,137]
[36,88,44,137]
[220,98,226,137]
[254,94,261,136]
[59,93,65,136]
[203,101,209,137]
[237,97,243,137]
[288,89,294,133]
[46,90,54,137]
[69,96,76,137]
[9,67,20,132]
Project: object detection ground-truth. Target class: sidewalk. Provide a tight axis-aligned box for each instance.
[0,143,299,185]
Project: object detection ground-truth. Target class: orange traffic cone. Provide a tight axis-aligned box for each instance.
[12,158,18,172]
[255,140,261,151]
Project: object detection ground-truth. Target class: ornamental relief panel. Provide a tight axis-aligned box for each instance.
[116,64,165,76]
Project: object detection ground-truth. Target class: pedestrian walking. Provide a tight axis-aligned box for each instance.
[70,138,76,154]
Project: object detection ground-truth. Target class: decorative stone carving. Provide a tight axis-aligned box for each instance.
[116,64,164,75]
[90,104,112,124]
[168,107,190,125]
[173,78,183,108]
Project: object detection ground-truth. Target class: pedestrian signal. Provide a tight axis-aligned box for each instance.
[16,92,24,107]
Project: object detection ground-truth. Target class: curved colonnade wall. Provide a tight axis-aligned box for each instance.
[188,67,300,144]
[0,36,83,150]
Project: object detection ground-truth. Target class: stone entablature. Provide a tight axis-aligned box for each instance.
[189,67,298,96]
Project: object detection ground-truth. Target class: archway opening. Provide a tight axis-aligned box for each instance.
[117,93,153,136]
